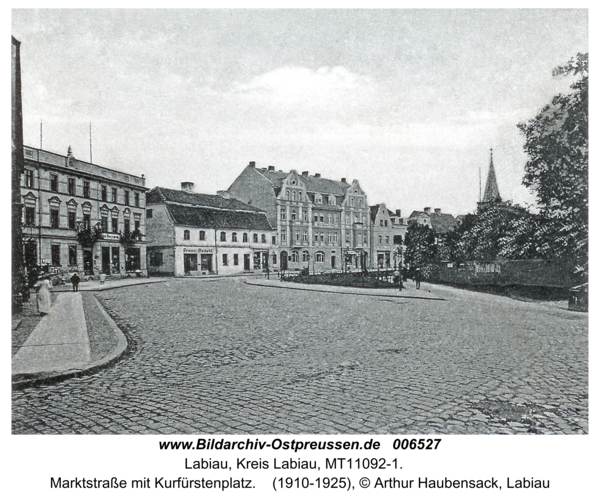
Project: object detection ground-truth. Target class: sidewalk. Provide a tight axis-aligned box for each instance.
[52,276,168,292]
[12,291,128,389]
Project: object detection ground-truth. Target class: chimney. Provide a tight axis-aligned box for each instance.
[396,209,401,217]
[341,177,346,183]
[434,208,441,214]
[268,165,275,171]
[249,161,256,167]
[302,171,309,176]
[314,173,321,178]
[181,182,195,193]
[424,207,431,214]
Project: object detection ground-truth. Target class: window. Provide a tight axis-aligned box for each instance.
[328,233,332,243]
[68,178,75,195]
[101,215,108,233]
[281,208,286,220]
[199,231,205,240]
[83,214,91,230]
[50,174,59,192]
[134,192,140,207]
[291,211,297,221]
[358,198,363,207]
[334,215,338,225]
[233,254,239,266]
[134,218,140,232]
[320,233,324,242]
[315,252,325,263]
[124,217,130,233]
[124,191,130,206]
[146,209,153,218]
[303,231,307,242]
[183,230,190,240]
[150,252,163,267]
[112,188,117,203]
[363,235,368,244]
[112,215,118,233]
[379,235,382,244]
[220,232,226,242]
[303,210,307,221]
[314,215,318,223]
[243,233,248,242]
[51,245,61,266]
[25,170,34,188]
[302,251,310,262]
[232,232,238,242]
[350,197,354,206]
[273,254,277,265]
[286,189,290,199]
[385,220,388,227]
[380,220,384,226]
[253,233,258,243]
[314,233,318,242]
[261,234,266,243]
[69,245,77,266]
[346,216,350,225]
[291,250,299,263]
[101,185,107,201]
[292,191,296,201]
[222,254,228,266]
[386,236,390,244]
[295,232,299,242]
[298,191,303,201]
[50,209,59,228]
[281,230,286,241]
[68,211,76,229]
[83,181,90,198]
[334,233,338,243]
[346,233,350,243]
[320,215,324,223]
[25,207,35,226]
[272,236,276,245]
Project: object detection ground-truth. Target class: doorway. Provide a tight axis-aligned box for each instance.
[184,253,198,275]
[200,254,212,273]
[243,254,250,271]
[280,251,288,271]
[102,247,111,274]
[84,250,93,275]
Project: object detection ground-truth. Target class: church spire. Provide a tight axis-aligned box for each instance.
[482,148,500,203]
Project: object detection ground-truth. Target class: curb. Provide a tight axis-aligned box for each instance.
[244,280,446,301]
[12,294,129,390]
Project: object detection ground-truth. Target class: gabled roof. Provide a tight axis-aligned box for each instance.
[147,187,264,212]
[370,204,381,223]
[430,212,457,234]
[166,204,273,231]
[255,168,350,195]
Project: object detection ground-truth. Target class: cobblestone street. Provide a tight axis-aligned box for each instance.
[12,278,588,434]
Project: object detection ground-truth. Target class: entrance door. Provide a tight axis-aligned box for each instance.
[200,254,212,273]
[184,253,198,275]
[111,247,120,275]
[84,250,93,275]
[280,251,288,271]
[243,254,250,271]
[102,247,111,274]
[331,256,336,269]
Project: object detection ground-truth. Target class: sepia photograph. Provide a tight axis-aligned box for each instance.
[11,8,588,438]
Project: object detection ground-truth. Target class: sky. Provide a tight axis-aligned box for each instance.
[11,9,588,216]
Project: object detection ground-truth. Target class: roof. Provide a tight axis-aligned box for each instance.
[256,168,350,195]
[408,210,457,234]
[369,204,381,223]
[147,187,264,212]
[166,204,273,231]
[482,149,501,203]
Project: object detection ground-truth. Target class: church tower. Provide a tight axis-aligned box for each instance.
[479,148,501,207]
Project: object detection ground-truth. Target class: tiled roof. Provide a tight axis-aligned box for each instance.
[430,213,457,234]
[147,187,264,212]
[166,205,273,231]
[256,168,350,195]
[369,204,381,223]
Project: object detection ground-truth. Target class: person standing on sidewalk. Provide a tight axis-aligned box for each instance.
[34,275,52,316]
[415,268,421,290]
[70,272,81,292]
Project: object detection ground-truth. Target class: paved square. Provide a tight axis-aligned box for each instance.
[12,279,588,434]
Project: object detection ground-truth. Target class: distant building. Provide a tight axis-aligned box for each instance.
[225,163,371,271]
[370,203,407,269]
[21,146,148,279]
[407,207,458,239]
[145,184,275,276]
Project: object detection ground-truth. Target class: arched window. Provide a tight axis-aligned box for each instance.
[253,233,258,243]
[220,232,226,242]
[286,189,290,199]
[292,191,297,201]
[184,230,190,240]
[232,232,237,242]
[298,191,303,201]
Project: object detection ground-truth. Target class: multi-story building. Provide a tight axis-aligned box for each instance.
[21,146,147,280]
[370,203,407,269]
[145,183,275,277]
[225,162,370,271]
[407,207,458,239]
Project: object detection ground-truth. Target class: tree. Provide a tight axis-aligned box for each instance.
[404,222,437,277]
[517,53,588,275]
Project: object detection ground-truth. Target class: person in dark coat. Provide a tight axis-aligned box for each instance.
[415,268,421,290]
[70,272,81,292]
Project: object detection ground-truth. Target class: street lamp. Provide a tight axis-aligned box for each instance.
[393,245,404,290]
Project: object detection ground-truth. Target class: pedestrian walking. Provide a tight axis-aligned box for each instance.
[70,272,81,292]
[393,270,402,290]
[415,268,421,290]
[34,274,52,316]
[99,272,106,285]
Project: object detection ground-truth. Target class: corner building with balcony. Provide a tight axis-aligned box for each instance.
[225,162,371,271]
[145,184,275,277]
[20,146,147,280]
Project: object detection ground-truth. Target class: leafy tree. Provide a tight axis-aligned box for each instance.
[404,222,437,277]
[517,53,588,275]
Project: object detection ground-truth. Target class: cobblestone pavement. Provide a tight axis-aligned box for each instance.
[12,278,588,434]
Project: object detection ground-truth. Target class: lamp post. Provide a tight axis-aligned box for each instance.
[394,245,404,290]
